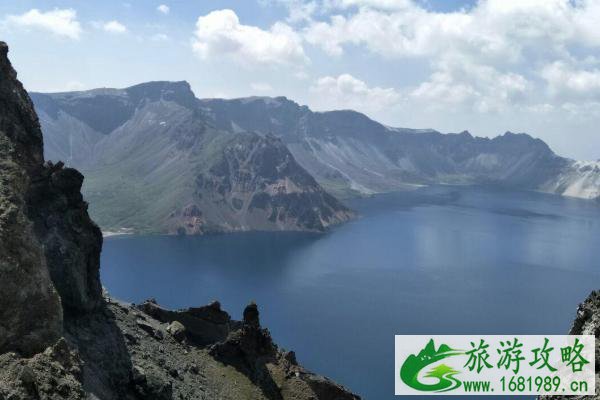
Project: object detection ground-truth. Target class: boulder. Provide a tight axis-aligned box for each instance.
[138,300,232,345]
[166,321,186,342]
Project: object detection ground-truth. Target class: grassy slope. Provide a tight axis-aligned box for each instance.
[82,122,237,233]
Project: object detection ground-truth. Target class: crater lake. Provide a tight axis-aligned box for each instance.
[101,185,600,399]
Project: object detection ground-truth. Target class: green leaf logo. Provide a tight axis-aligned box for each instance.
[400,339,464,392]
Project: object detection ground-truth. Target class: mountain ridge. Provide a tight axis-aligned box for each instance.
[31,82,354,235]
[30,81,600,234]
[198,94,598,200]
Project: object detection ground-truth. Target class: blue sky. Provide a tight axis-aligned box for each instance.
[1,0,599,160]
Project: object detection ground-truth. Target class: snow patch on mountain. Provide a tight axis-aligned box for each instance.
[544,160,600,200]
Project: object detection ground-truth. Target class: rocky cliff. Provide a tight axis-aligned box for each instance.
[0,42,359,400]
[0,41,62,357]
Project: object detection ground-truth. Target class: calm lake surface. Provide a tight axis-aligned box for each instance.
[101,186,600,399]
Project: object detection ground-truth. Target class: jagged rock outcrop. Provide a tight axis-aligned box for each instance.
[540,290,600,400]
[563,291,600,399]
[135,300,359,400]
[210,302,360,400]
[0,338,85,399]
[28,161,103,314]
[138,299,233,345]
[0,41,359,400]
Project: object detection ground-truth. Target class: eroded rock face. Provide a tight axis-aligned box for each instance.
[28,162,103,314]
[0,41,63,356]
[209,303,277,369]
[172,133,354,235]
[0,39,103,358]
[0,41,102,320]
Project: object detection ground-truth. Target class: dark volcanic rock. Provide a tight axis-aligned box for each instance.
[138,299,233,345]
[0,41,63,356]
[0,338,85,400]
[29,163,103,314]
[209,302,360,400]
[540,290,600,400]
[210,302,276,362]
[0,40,102,321]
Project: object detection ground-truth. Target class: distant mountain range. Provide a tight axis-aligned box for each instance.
[199,96,600,200]
[30,82,353,234]
[30,81,600,234]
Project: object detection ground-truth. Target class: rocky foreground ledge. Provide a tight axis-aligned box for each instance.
[0,41,358,399]
[0,296,358,400]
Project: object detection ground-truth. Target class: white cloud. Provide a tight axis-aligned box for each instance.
[5,8,82,39]
[302,0,600,114]
[192,9,307,67]
[103,20,127,34]
[157,4,170,15]
[304,1,600,62]
[411,58,530,113]
[250,82,274,92]
[310,73,401,112]
[541,61,600,100]
[288,1,317,22]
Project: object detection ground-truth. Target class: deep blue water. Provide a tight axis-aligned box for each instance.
[101,186,600,399]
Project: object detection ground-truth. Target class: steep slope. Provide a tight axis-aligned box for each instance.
[31,84,353,235]
[0,41,359,400]
[168,133,353,234]
[200,97,599,200]
[541,160,600,200]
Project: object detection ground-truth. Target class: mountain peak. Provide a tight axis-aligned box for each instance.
[235,95,300,109]
[126,80,191,93]
[502,130,531,138]
[125,80,196,109]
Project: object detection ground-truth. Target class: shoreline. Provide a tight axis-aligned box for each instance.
[102,228,134,238]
